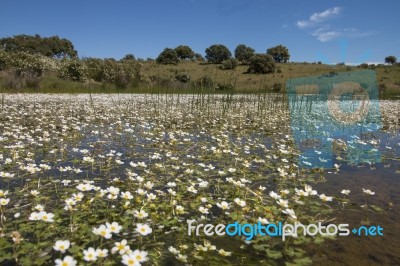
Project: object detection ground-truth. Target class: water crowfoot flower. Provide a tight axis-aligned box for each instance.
[55,256,77,266]
[341,189,351,195]
[362,188,375,195]
[96,248,109,258]
[83,247,98,262]
[92,224,112,239]
[136,223,152,236]
[53,240,71,253]
[111,239,131,255]
[0,198,10,206]
[106,221,123,234]
[319,194,333,202]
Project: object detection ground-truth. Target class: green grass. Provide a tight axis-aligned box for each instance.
[1,62,399,96]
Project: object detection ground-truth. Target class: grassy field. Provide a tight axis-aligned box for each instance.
[1,61,400,96]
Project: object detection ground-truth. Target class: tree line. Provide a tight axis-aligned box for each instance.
[156,44,290,74]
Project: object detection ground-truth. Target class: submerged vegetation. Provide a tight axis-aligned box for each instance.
[0,94,399,265]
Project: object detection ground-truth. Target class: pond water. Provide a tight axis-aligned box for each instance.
[0,94,399,266]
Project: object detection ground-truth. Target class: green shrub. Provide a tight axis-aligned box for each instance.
[58,59,88,82]
[216,82,234,90]
[247,54,276,74]
[175,72,191,83]
[0,50,11,71]
[220,58,238,70]
[9,52,47,77]
[195,75,214,88]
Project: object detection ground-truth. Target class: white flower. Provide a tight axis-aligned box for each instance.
[258,217,269,225]
[276,199,289,208]
[29,212,40,221]
[0,198,10,206]
[282,208,297,220]
[218,249,232,256]
[167,182,176,187]
[34,204,44,211]
[198,206,209,214]
[121,253,139,266]
[0,190,9,197]
[341,189,351,195]
[112,239,130,255]
[53,240,71,253]
[83,247,98,261]
[96,248,108,258]
[39,211,54,222]
[55,256,77,266]
[168,246,180,255]
[269,191,281,200]
[92,224,112,239]
[134,210,149,219]
[131,249,148,263]
[216,201,230,210]
[147,193,156,201]
[136,223,152,236]
[30,190,40,196]
[280,189,290,195]
[121,191,134,200]
[175,205,185,214]
[106,221,122,234]
[319,194,333,202]
[304,185,317,195]
[187,186,197,194]
[234,198,246,207]
[83,156,94,163]
[76,183,93,191]
[362,188,375,195]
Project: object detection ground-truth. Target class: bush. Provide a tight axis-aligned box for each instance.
[195,75,214,88]
[9,52,47,77]
[156,48,179,65]
[216,82,234,90]
[247,54,276,74]
[271,83,283,92]
[175,72,191,83]
[58,59,87,82]
[220,58,238,70]
[0,50,11,71]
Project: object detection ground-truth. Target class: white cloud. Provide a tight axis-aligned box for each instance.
[295,7,372,42]
[312,28,341,42]
[310,7,341,22]
[296,20,310,29]
[296,7,341,28]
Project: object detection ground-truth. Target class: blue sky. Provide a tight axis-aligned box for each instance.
[1,0,399,64]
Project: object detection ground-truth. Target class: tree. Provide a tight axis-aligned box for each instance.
[234,44,255,64]
[121,54,135,62]
[385,56,397,65]
[156,48,179,65]
[247,54,276,74]
[266,45,290,63]
[0,34,77,58]
[205,44,231,64]
[174,45,195,60]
